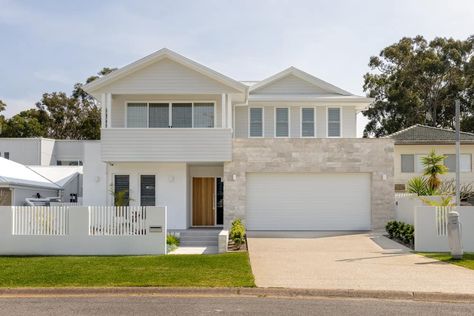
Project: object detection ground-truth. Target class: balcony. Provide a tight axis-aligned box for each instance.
[100,128,232,162]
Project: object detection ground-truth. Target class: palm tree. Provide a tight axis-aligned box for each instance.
[421,149,448,191]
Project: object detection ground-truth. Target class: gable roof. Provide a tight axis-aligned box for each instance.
[83,48,248,94]
[28,166,82,187]
[249,67,353,95]
[0,158,60,190]
[387,124,474,144]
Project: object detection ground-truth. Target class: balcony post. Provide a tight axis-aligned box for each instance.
[106,93,112,128]
[100,93,106,128]
[227,94,232,130]
[221,93,226,128]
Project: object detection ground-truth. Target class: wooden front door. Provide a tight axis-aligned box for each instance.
[192,177,215,226]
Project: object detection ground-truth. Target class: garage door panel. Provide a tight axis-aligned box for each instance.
[246,173,371,230]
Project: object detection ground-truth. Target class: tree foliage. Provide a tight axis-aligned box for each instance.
[0,67,116,139]
[363,35,474,137]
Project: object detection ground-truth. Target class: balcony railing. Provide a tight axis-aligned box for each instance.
[100,128,232,162]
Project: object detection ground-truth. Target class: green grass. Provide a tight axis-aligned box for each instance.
[0,253,255,288]
[420,253,474,270]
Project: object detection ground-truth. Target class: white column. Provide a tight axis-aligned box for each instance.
[221,93,226,128]
[100,93,106,128]
[227,94,232,130]
[106,93,112,128]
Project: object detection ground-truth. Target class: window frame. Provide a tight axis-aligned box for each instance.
[400,154,415,173]
[326,106,342,138]
[444,153,472,173]
[125,101,216,128]
[113,174,130,207]
[248,106,264,138]
[274,107,290,138]
[300,107,317,138]
[139,174,157,207]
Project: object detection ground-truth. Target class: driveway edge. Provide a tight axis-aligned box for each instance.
[0,287,473,303]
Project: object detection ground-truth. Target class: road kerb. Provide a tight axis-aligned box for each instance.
[0,287,472,303]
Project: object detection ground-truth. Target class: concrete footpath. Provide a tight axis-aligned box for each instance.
[0,287,474,303]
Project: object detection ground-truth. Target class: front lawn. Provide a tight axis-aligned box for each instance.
[0,253,255,288]
[421,253,474,270]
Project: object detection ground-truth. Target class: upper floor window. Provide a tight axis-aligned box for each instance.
[327,107,341,137]
[172,103,192,128]
[193,103,214,128]
[149,103,169,128]
[249,107,263,137]
[275,108,289,137]
[301,108,315,137]
[127,103,147,127]
[126,102,214,128]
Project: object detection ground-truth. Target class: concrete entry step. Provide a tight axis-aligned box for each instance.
[179,229,221,247]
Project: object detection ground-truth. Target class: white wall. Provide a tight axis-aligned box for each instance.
[12,187,59,206]
[108,162,187,230]
[82,142,107,206]
[415,206,474,252]
[0,206,167,255]
[395,195,446,225]
[0,138,42,165]
[40,138,56,165]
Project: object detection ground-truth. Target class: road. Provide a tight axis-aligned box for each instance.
[0,295,473,315]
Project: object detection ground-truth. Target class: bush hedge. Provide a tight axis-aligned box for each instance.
[385,220,414,246]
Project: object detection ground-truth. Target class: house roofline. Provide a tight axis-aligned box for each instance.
[249,66,354,96]
[83,48,248,94]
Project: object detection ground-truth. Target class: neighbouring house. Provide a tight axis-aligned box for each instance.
[81,48,394,232]
[388,124,474,192]
[0,157,83,206]
[0,138,87,166]
[0,158,60,205]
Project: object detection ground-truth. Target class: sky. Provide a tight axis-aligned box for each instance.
[1,0,473,136]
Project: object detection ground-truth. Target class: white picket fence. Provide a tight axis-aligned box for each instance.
[12,206,69,236]
[89,206,147,236]
[0,206,167,255]
[436,206,450,236]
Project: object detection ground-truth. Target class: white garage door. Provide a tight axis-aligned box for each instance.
[246,173,371,230]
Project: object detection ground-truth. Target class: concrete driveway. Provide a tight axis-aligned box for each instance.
[247,233,474,293]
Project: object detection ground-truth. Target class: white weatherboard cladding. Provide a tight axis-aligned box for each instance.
[100,128,232,162]
[251,74,328,95]
[246,173,371,230]
[100,58,241,94]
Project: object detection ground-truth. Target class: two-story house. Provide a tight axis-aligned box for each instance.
[82,48,394,233]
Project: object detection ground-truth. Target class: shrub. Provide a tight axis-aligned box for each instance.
[385,220,414,246]
[406,176,438,196]
[167,234,180,252]
[229,219,246,247]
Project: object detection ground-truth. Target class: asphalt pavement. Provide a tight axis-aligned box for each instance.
[0,295,473,316]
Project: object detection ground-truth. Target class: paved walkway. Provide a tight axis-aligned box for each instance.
[169,246,217,255]
[247,233,474,293]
